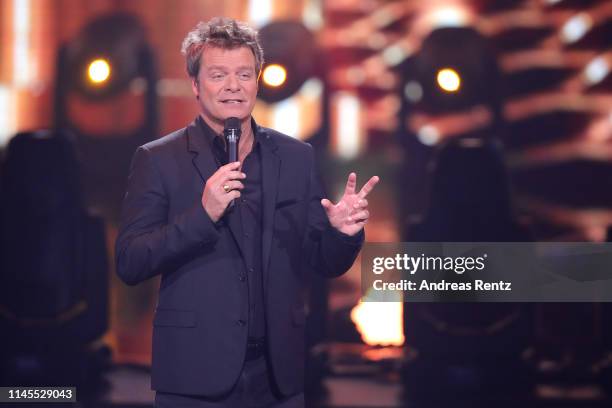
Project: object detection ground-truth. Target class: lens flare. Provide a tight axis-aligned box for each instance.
[437,68,461,92]
[88,58,111,84]
[262,64,287,87]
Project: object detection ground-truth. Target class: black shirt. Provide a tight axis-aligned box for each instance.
[198,116,266,339]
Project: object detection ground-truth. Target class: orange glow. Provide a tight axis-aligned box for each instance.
[350,293,404,346]
[437,68,461,92]
[87,58,111,84]
[262,64,287,87]
[414,2,474,34]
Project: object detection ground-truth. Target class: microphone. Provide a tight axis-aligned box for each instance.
[224,117,241,164]
[224,117,241,208]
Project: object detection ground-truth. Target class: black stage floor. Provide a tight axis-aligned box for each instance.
[40,365,611,408]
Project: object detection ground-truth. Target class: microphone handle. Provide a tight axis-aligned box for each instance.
[228,140,238,163]
[227,138,238,208]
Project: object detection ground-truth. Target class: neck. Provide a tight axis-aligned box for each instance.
[239,124,254,159]
[199,113,252,137]
[200,113,254,158]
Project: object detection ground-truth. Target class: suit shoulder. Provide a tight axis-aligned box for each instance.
[140,127,187,155]
[259,126,313,154]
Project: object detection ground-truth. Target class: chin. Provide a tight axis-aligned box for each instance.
[221,110,250,120]
[216,104,245,114]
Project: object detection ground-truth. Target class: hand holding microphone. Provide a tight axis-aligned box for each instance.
[200,117,244,222]
[224,117,241,165]
[224,117,241,208]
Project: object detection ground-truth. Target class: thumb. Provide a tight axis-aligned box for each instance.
[321,198,333,210]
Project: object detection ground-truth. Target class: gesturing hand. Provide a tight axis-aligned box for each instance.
[321,172,380,236]
[201,161,246,223]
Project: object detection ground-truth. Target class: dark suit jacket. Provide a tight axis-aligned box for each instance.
[115,118,363,397]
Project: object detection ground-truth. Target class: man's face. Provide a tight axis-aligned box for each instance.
[192,45,258,131]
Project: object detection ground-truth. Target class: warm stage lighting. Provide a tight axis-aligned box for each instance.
[87,58,111,84]
[257,21,315,103]
[437,68,461,92]
[427,7,471,28]
[262,64,287,87]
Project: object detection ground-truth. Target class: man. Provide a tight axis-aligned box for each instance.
[115,17,379,407]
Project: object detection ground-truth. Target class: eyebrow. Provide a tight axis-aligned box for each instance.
[206,65,255,71]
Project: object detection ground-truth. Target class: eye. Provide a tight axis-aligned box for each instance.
[210,72,225,80]
[239,72,253,80]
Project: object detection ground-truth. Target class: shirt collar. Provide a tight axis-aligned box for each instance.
[195,115,261,150]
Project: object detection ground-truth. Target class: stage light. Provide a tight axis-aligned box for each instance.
[262,64,287,87]
[584,56,609,85]
[400,27,501,115]
[333,91,363,159]
[417,125,441,146]
[87,58,111,84]
[404,81,423,102]
[54,12,158,220]
[437,68,461,92]
[351,291,405,346]
[427,7,471,28]
[257,21,317,103]
[383,44,408,67]
[59,13,150,100]
[561,13,593,44]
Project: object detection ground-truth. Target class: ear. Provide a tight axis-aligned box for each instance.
[191,78,199,99]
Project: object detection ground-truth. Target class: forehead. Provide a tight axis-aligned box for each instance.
[200,45,256,70]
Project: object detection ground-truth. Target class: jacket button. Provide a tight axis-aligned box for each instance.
[236,320,246,327]
[239,274,246,282]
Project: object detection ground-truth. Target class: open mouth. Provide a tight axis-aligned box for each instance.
[220,99,244,104]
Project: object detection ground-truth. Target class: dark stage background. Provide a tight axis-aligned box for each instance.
[1,0,611,407]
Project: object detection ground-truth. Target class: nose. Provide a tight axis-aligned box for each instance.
[224,74,240,92]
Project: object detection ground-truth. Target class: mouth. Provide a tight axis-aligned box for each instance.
[219,99,245,105]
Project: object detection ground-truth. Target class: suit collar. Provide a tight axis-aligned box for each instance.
[186,116,208,154]
[254,122,279,155]
[187,115,278,156]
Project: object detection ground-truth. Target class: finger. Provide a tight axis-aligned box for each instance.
[353,198,368,209]
[343,172,357,196]
[224,170,247,181]
[348,210,369,222]
[220,161,242,171]
[211,163,243,183]
[225,190,241,202]
[355,218,368,226]
[357,176,380,199]
[321,198,334,210]
[222,180,244,191]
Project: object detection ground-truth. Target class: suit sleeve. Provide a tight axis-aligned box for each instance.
[304,144,364,278]
[115,146,220,285]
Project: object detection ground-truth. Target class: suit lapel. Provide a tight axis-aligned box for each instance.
[187,118,217,184]
[258,126,280,288]
[187,117,245,257]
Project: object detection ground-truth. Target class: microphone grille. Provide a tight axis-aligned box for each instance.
[224,117,241,130]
